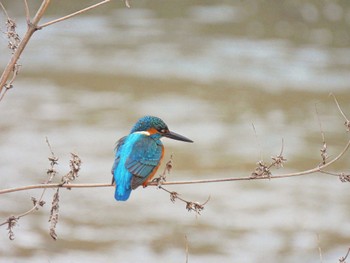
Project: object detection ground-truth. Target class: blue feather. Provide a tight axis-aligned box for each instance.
[112,132,163,201]
[112,133,140,201]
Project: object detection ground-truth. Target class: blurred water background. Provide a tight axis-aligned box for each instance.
[0,0,350,262]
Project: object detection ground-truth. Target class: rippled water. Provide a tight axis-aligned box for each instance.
[1,1,350,262]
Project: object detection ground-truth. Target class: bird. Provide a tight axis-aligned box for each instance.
[111,116,193,201]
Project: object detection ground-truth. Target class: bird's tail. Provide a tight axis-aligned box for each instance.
[114,185,131,201]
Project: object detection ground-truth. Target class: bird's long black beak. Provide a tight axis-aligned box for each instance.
[164,130,193,143]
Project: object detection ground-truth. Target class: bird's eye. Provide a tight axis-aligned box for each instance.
[159,129,167,133]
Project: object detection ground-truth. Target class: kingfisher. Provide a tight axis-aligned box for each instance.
[111,116,193,201]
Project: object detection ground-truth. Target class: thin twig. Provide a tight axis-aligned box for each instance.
[270,138,287,169]
[315,103,328,165]
[252,123,263,162]
[0,1,9,17]
[330,93,350,132]
[339,247,350,263]
[37,0,111,29]
[0,185,46,230]
[158,185,210,215]
[23,0,31,24]
[0,138,58,238]
[330,93,349,122]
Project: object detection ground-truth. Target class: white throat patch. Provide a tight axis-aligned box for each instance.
[134,131,151,136]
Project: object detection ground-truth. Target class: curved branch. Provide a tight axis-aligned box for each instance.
[1,137,349,195]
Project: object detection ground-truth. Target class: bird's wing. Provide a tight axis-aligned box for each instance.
[125,136,163,189]
[111,136,127,185]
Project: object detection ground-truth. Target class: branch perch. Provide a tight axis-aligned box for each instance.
[1,136,349,195]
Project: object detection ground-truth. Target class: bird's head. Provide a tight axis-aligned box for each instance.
[131,116,193,143]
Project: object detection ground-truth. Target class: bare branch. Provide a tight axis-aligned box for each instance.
[151,158,210,215]
[0,134,349,196]
[0,0,112,98]
[0,2,22,100]
[330,93,350,131]
[37,0,111,29]
[0,187,47,238]
[0,138,59,238]
[158,185,210,215]
[339,247,350,263]
[0,0,51,96]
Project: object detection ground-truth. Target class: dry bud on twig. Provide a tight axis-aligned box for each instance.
[251,160,271,178]
[272,139,287,168]
[320,142,328,165]
[6,216,17,240]
[271,154,287,168]
[339,173,350,183]
[252,138,287,177]
[185,197,210,215]
[46,137,59,183]
[152,155,173,188]
[344,121,350,132]
[153,156,210,215]
[170,191,179,203]
[5,18,21,52]
[0,3,21,100]
[49,189,60,240]
[61,153,82,186]
[31,197,45,210]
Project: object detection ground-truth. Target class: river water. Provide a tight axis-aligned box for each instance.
[0,1,350,262]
